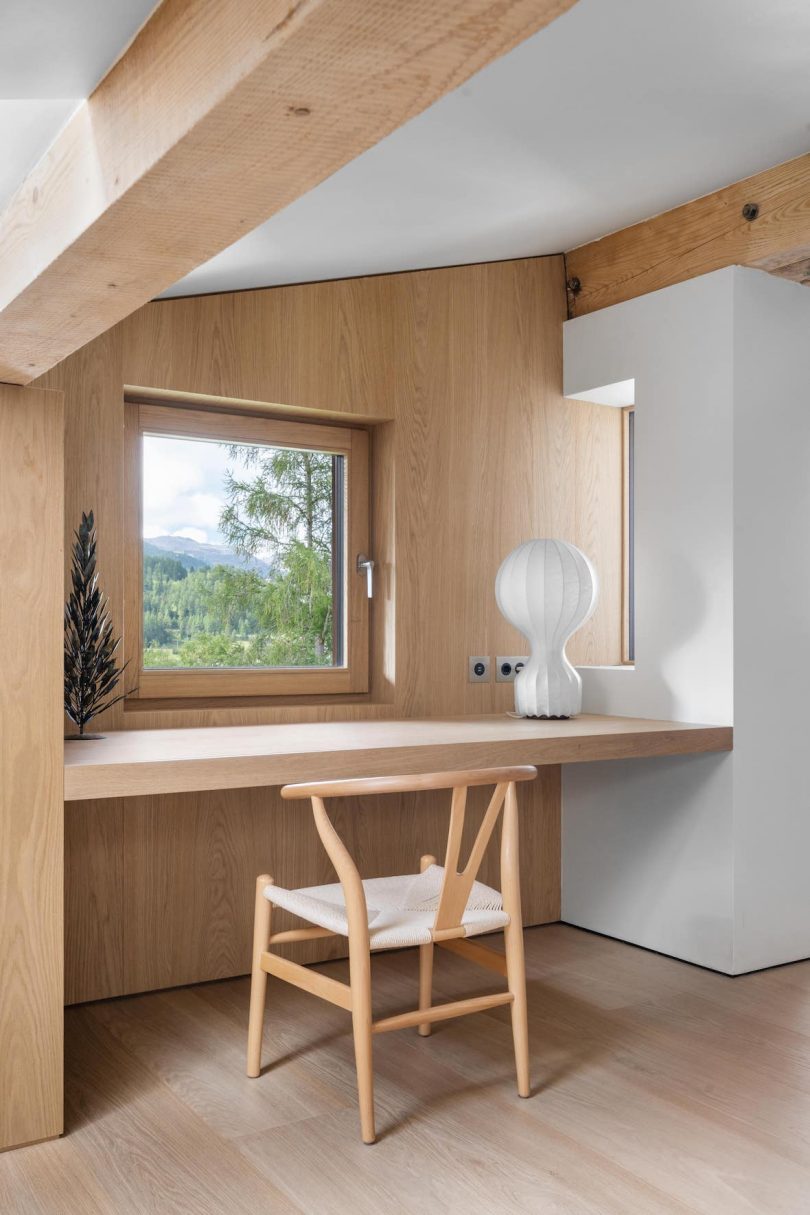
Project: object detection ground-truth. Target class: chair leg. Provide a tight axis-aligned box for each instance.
[418,853,436,1036]
[418,944,434,1037]
[501,784,530,1097]
[503,918,530,1098]
[349,937,375,1143]
[247,874,272,1079]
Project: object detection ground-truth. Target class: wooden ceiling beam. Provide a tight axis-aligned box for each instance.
[565,151,810,317]
[0,0,577,384]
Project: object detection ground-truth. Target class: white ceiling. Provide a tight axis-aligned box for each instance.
[163,0,810,298]
[1,0,809,302]
[0,0,159,213]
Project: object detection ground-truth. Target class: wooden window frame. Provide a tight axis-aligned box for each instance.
[124,401,370,700]
[621,405,635,665]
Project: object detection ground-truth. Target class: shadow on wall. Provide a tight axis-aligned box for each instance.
[650,548,709,720]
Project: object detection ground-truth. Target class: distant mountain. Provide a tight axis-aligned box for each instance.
[144,535,272,576]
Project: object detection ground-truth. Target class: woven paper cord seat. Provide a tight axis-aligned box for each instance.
[263,863,509,950]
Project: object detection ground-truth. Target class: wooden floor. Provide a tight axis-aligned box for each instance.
[3,924,810,1214]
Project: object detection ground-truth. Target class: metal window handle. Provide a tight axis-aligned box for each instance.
[356,553,375,598]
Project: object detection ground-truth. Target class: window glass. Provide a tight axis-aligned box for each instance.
[142,432,341,670]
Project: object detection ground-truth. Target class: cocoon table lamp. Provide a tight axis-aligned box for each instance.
[495,539,598,719]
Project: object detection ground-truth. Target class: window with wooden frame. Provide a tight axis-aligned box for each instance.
[124,402,370,699]
[622,405,635,665]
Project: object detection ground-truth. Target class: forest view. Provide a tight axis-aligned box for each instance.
[142,435,337,669]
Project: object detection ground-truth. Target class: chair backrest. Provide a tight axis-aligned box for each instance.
[281,765,537,938]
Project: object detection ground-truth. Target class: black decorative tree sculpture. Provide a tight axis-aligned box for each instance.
[64,511,133,738]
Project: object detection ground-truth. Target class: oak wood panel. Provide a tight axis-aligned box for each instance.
[43,255,626,1004]
[566,150,810,316]
[137,404,358,453]
[65,770,560,1004]
[63,715,732,802]
[38,327,127,738]
[0,385,64,1149]
[64,799,125,1007]
[0,0,577,383]
[49,255,622,729]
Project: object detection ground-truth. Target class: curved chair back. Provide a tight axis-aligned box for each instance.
[281,765,537,938]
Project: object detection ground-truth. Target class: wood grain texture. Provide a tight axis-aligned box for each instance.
[566,150,810,316]
[0,0,577,383]
[44,256,622,731]
[41,254,626,1002]
[38,324,126,711]
[63,715,731,802]
[5,926,810,1213]
[0,385,64,1150]
[371,992,514,1034]
[120,257,622,701]
[279,764,538,799]
[254,768,534,1140]
[65,769,560,1004]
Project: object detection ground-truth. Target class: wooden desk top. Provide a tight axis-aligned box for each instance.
[64,714,732,801]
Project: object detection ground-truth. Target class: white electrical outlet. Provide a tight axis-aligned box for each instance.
[468,656,491,682]
[496,656,528,683]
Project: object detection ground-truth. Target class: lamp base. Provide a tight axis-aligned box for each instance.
[523,714,571,721]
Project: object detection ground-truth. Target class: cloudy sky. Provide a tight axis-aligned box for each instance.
[142,434,261,548]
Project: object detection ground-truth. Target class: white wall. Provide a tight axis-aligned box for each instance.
[562,269,737,971]
[564,266,810,973]
[731,269,810,972]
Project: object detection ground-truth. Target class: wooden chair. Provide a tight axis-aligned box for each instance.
[246,764,538,1143]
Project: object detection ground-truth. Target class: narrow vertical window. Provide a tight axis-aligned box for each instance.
[623,406,635,664]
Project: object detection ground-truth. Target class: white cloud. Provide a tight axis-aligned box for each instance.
[142,435,233,543]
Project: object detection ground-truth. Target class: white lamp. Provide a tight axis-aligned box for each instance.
[495,539,598,718]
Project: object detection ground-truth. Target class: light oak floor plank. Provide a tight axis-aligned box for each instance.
[3,925,810,1214]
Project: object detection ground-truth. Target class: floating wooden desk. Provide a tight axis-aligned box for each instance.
[64,713,732,801]
[62,713,732,1007]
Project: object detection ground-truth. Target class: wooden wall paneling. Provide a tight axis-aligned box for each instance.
[0,385,64,1149]
[37,325,128,733]
[123,277,399,423]
[118,255,622,724]
[565,398,624,666]
[64,801,125,1005]
[49,254,624,1001]
[64,771,559,1004]
[392,269,439,718]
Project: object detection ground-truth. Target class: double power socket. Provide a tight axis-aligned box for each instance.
[468,655,528,684]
